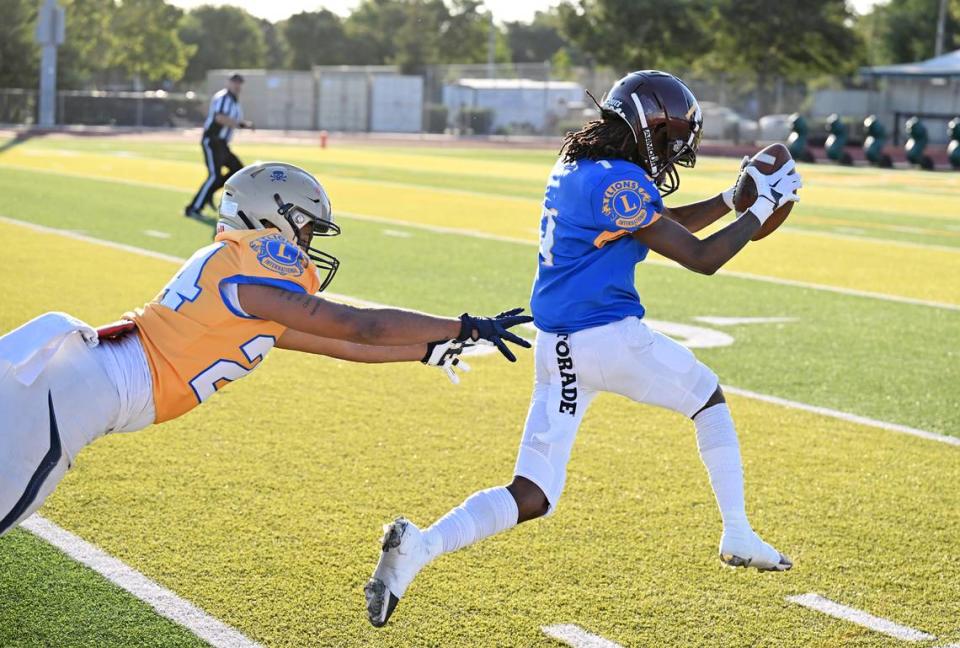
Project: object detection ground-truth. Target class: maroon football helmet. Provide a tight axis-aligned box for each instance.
[600,70,703,196]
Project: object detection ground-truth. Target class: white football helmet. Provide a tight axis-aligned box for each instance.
[218,161,340,291]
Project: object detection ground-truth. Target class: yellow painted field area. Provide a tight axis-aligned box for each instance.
[1,143,958,306]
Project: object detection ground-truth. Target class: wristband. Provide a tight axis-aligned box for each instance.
[747,196,775,225]
[721,187,736,212]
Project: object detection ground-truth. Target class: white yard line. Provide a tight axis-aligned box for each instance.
[786,593,936,642]
[336,210,960,312]
[693,316,797,326]
[723,387,960,447]
[22,516,264,648]
[1,161,958,310]
[542,624,623,648]
[0,216,186,263]
[2,214,956,446]
[779,226,960,255]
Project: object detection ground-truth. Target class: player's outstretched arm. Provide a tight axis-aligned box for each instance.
[277,329,429,362]
[637,161,801,274]
[237,284,532,361]
[276,330,472,383]
[661,195,731,234]
[662,156,750,233]
[633,213,760,275]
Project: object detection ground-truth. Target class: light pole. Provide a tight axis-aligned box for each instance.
[935,0,948,57]
[34,0,65,127]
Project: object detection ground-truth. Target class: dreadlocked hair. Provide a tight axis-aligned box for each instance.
[560,118,639,165]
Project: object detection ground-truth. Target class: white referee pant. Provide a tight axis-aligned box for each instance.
[514,316,719,513]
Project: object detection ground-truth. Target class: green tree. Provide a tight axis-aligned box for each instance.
[557,0,709,70]
[856,0,958,65]
[703,0,864,113]
[179,6,266,82]
[111,0,194,86]
[58,0,117,89]
[0,0,38,88]
[506,9,582,65]
[343,0,406,65]
[433,0,492,66]
[282,9,349,69]
[345,0,495,72]
[258,17,289,69]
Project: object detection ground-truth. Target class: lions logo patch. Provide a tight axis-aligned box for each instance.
[601,178,655,229]
[250,234,304,277]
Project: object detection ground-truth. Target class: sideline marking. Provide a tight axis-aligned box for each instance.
[786,593,935,642]
[335,210,960,312]
[1,214,956,449]
[9,154,960,245]
[694,316,797,326]
[780,226,960,255]
[724,386,959,447]
[144,229,171,239]
[519,319,734,349]
[0,163,958,311]
[22,516,263,648]
[542,624,623,648]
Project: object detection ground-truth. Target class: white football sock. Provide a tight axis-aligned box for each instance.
[422,486,519,558]
[694,403,751,535]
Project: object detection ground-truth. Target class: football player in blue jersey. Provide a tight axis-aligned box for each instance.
[365,71,803,627]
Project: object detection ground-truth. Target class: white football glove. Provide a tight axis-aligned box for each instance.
[422,339,471,384]
[743,160,803,224]
[721,155,751,211]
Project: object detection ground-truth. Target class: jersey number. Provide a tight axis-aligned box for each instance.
[189,335,275,404]
[539,207,558,266]
[159,243,225,311]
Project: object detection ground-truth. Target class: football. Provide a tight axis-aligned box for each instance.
[733,142,796,241]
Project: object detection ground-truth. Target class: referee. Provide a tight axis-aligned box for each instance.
[185,73,254,219]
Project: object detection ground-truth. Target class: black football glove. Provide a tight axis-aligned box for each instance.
[457,307,533,362]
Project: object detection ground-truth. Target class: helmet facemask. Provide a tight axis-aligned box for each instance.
[636,103,702,198]
[271,193,341,292]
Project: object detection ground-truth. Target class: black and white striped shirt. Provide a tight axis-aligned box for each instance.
[202,89,243,143]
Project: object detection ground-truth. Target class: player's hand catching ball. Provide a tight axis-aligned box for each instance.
[721,155,751,212]
[422,339,471,384]
[458,308,533,362]
[743,160,803,224]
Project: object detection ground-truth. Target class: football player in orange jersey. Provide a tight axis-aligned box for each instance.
[0,162,532,537]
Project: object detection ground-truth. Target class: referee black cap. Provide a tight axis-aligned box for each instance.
[228,73,245,83]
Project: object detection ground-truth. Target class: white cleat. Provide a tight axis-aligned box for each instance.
[719,529,793,572]
[365,517,434,627]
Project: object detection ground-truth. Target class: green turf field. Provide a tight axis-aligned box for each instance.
[0,134,957,647]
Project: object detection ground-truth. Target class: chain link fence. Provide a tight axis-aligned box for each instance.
[0,89,206,128]
[2,65,957,147]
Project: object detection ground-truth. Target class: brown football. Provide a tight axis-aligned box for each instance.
[733,142,796,241]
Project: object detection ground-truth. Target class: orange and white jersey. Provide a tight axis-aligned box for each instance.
[126,229,320,423]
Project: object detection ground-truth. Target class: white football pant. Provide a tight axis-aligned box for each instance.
[515,316,718,512]
[0,315,153,537]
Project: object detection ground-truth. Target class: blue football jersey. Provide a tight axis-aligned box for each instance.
[530,158,663,333]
